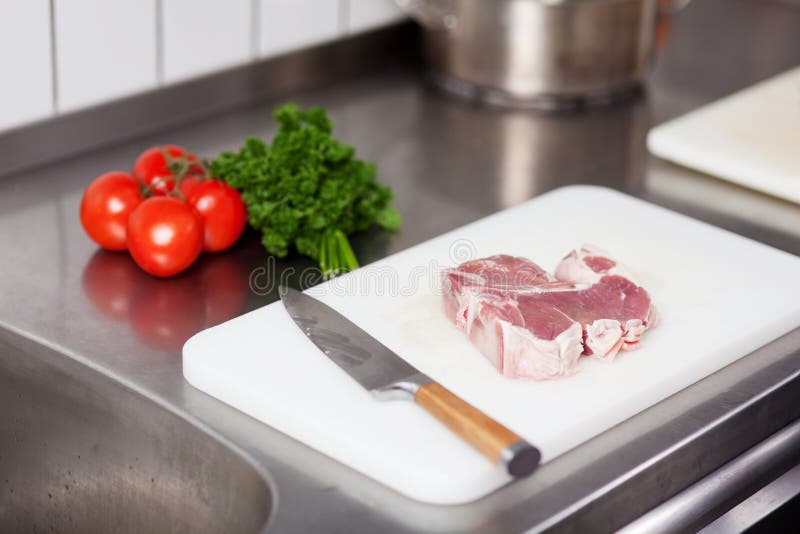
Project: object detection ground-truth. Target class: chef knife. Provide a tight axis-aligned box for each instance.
[280,286,541,477]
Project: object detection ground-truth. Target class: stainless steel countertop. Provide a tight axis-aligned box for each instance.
[1,0,800,531]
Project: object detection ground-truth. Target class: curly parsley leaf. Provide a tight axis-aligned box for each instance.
[211,103,401,278]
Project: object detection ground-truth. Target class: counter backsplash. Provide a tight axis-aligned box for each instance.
[0,0,405,133]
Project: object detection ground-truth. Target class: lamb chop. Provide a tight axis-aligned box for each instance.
[441,246,657,380]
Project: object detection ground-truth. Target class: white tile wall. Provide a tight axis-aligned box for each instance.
[259,0,342,57]
[162,0,252,83]
[0,0,53,130]
[346,0,405,34]
[54,0,158,112]
[0,0,407,132]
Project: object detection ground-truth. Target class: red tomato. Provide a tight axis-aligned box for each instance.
[177,174,202,198]
[80,171,143,251]
[127,197,203,277]
[186,180,247,253]
[133,145,198,195]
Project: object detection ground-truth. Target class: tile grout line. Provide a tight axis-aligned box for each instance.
[155,0,164,85]
[250,0,260,60]
[339,0,350,35]
[48,0,59,113]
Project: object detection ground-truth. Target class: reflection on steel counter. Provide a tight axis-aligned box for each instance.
[408,91,649,209]
[82,250,248,352]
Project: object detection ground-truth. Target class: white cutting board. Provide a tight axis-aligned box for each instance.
[647,66,800,204]
[183,186,800,505]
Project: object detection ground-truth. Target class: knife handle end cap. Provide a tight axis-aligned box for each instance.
[501,440,541,478]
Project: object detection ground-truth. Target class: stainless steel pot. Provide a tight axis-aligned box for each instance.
[397,0,691,109]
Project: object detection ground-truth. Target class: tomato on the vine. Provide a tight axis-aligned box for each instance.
[127,197,203,277]
[186,180,247,253]
[80,171,143,251]
[133,145,199,196]
[81,143,250,279]
[178,174,202,198]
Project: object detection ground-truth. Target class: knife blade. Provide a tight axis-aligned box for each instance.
[280,286,541,478]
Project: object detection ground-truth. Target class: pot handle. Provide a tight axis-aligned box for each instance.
[394,0,458,31]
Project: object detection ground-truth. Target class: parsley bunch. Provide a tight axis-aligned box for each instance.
[211,103,401,278]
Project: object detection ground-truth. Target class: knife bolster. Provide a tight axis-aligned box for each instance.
[372,373,432,401]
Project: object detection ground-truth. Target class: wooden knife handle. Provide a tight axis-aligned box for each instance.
[414,382,541,477]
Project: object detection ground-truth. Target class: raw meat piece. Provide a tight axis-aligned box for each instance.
[555,244,637,285]
[554,245,659,355]
[445,254,554,293]
[442,255,583,380]
[442,247,657,380]
[518,274,655,359]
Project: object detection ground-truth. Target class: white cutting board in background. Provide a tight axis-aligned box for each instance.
[184,186,800,505]
[647,66,800,203]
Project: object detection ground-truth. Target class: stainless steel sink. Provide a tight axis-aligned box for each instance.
[0,329,272,533]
